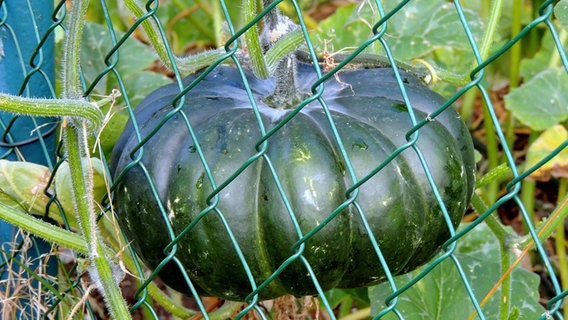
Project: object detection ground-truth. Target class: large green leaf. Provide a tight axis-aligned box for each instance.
[80,22,171,156]
[381,0,483,61]
[81,22,161,94]
[509,24,568,131]
[459,0,533,40]
[505,68,568,131]
[555,0,568,28]
[369,223,545,319]
[311,0,483,74]
[153,1,217,52]
[311,3,377,53]
[519,31,568,80]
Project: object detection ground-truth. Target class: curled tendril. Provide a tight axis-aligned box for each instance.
[411,59,439,84]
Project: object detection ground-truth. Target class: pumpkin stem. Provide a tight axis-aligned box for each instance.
[260,2,306,108]
[264,54,305,109]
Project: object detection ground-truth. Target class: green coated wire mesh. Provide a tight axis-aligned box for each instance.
[0,1,62,319]
[1,0,568,319]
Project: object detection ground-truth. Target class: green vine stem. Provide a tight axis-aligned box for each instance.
[499,236,512,320]
[481,0,491,17]
[0,94,102,132]
[210,0,223,47]
[554,179,568,319]
[470,194,516,320]
[462,0,504,122]
[528,0,541,56]
[549,29,568,69]
[63,141,129,320]
[471,164,521,319]
[123,0,302,77]
[475,163,512,189]
[471,194,518,242]
[479,0,505,205]
[517,192,568,250]
[482,102,500,205]
[458,86,477,123]
[504,0,522,151]
[97,219,198,319]
[62,0,88,98]
[520,132,539,234]
[265,28,304,74]
[241,0,305,79]
[520,180,536,232]
[66,8,130,320]
[469,2,515,316]
[477,0,504,62]
[244,0,270,78]
[0,198,201,318]
[65,0,131,318]
[0,202,88,253]
[122,0,226,74]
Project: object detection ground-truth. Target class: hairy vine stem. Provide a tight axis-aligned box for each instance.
[0,0,134,318]
[0,94,102,132]
[61,1,132,318]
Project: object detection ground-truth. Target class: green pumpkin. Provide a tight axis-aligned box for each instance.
[110,62,475,301]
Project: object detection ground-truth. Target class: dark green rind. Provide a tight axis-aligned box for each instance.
[111,64,475,301]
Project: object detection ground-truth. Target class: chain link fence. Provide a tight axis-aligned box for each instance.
[1,0,568,319]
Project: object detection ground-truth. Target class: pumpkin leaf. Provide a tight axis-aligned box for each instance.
[151,1,217,52]
[0,159,108,230]
[323,288,369,310]
[519,31,567,80]
[524,125,568,181]
[368,223,545,319]
[81,22,159,94]
[311,0,483,74]
[80,22,171,157]
[311,3,372,53]
[504,68,568,131]
[0,160,57,217]
[555,0,568,27]
[380,0,483,61]
[54,157,108,227]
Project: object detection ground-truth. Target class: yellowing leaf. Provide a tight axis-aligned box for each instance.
[0,160,56,216]
[525,125,568,181]
[0,158,108,230]
[54,158,108,227]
